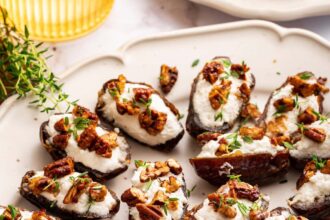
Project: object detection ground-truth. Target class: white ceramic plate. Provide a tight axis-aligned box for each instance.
[0,20,329,219]
[190,0,330,21]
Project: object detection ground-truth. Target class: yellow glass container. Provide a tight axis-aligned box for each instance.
[0,0,114,42]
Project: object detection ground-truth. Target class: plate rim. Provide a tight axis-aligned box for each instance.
[190,0,330,21]
[0,19,329,120]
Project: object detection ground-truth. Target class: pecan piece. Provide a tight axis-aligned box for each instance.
[161,176,181,193]
[159,65,178,94]
[228,180,260,202]
[136,204,163,220]
[31,210,53,220]
[29,176,59,195]
[134,88,153,103]
[116,100,140,115]
[239,126,265,140]
[197,132,221,146]
[303,127,326,143]
[166,159,182,175]
[107,75,126,100]
[93,132,118,158]
[140,162,170,182]
[72,105,98,125]
[202,61,224,84]
[54,118,70,132]
[121,187,146,207]
[1,206,22,220]
[231,62,250,80]
[273,97,295,113]
[239,83,251,102]
[249,210,270,220]
[138,109,167,135]
[63,175,92,204]
[297,161,317,189]
[240,103,261,120]
[321,160,330,175]
[154,161,170,177]
[215,138,229,156]
[270,135,290,146]
[289,74,329,97]
[77,126,98,149]
[208,193,237,218]
[267,115,287,136]
[297,107,318,125]
[52,134,70,150]
[150,190,169,206]
[44,157,74,179]
[208,80,232,110]
[89,183,107,202]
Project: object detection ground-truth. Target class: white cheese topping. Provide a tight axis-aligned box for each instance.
[46,114,129,173]
[31,171,117,216]
[290,119,330,159]
[129,162,187,220]
[0,207,56,220]
[265,82,319,136]
[100,83,183,146]
[197,132,284,158]
[192,58,254,127]
[289,171,330,206]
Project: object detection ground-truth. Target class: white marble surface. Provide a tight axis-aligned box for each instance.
[46,0,330,74]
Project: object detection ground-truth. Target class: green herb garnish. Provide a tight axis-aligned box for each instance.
[312,110,328,124]
[186,185,196,198]
[178,114,185,120]
[73,117,90,130]
[227,174,241,181]
[242,136,253,144]
[226,133,241,151]
[214,111,223,121]
[312,154,326,170]
[236,201,250,216]
[222,59,231,68]
[283,142,294,150]
[299,72,313,80]
[144,179,153,191]
[134,160,148,168]
[8,205,17,219]
[50,200,57,208]
[191,59,200,67]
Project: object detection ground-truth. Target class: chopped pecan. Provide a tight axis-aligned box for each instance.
[116,100,140,115]
[140,163,170,182]
[72,105,98,125]
[138,109,167,135]
[249,210,270,220]
[134,88,153,103]
[321,160,330,175]
[297,161,317,189]
[290,131,302,144]
[89,183,107,202]
[159,65,178,94]
[240,103,261,120]
[121,187,146,207]
[52,134,70,150]
[289,74,329,97]
[44,157,74,179]
[239,83,251,102]
[202,61,224,84]
[150,190,169,206]
[136,204,163,220]
[297,107,318,125]
[1,206,22,220]
[228,180,260,202]
[166,159,182,175]
[197,132,221,146]
[107,75,126,100]
[231,62,250,80]
[154,161,170,177]
[267,115,287,136]
[161,176,181,193]
[63,175,92,204]
[167,199,179,211]
[77,126,98,149]
[29,176,59,195]
[303,127,326,143]
[54,118,70,132]
[239,126,265,140]
[93,132,118,158]
[31,210,53,220]
[215,143,229,156]
[208,80,232,110]
[270,135,290,146]
[273,97,295,113]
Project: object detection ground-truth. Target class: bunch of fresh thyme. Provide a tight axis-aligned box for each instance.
[0,7,77,113]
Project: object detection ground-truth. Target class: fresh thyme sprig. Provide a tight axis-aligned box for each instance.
[0,7,77,113]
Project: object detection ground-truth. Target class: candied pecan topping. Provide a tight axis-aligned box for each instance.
[53,134,70,150]
[140,162,170,182]
[202,61,224,84]
[289,74,329,97]
[150,190,169,206]
[215,143,229,156]
[138,109,167,135]
[44,157,74,179]
[121,187,146,207]
[267,115,287,136]
[249,210,270,220]
[297,107,318,125]
[290,131,302,144]
[208,193,237,218]
[31,210,53,220]
[116,100,140,115]
[63,174,92,204]
[92,132,118,158]
[29,176,59,195]
[231,62,250,80]
[159,65,178,94]
[197,132,222,146]
[228,180,260,202]
[54,118,70,132]
[239,83,251,102]
[1,206,22,220]
[321,160,330,174]
[297,161,317,189]
[167,199,179,211]
[303,127,326,143]
[239,126,265,140]
[107,75,126,100]
[273,97,295,113]
[77,126,98,149]
[208,80,232,110]
[89,183,107,202]
[166,159,182,175]
[270,135,290,146]
[136,204,163,220]
[134,88,153,103]
[240,103,261,120]
[161,176,181,193]
[72,105,98,125]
